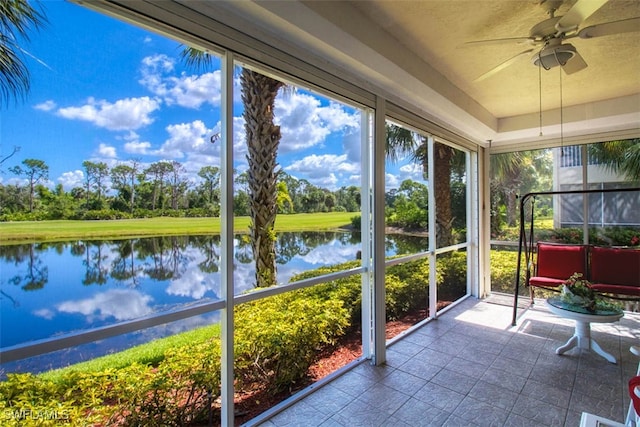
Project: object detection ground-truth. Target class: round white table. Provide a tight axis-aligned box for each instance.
[547,297,623,364]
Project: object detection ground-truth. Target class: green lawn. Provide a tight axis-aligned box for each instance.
[0,212,356,244]
[39,324,221,382]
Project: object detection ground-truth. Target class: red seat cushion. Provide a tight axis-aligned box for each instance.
[591,284,640,296]
[590,246,640,288]
[528,276,567,288]
[535,243,588,280]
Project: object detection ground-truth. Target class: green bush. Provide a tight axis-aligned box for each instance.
[77,209,132,220]
[235,293,349,392]
[489,250,524,294]
[436,253,467,300]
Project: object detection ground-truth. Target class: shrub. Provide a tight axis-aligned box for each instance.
[489,250,523,294]
[235,291,350,393]
[436,252,467,300]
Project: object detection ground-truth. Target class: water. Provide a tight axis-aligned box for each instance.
[0,231,427,374]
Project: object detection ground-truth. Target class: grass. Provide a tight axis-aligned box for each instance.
[39,324,221,382]
[0,212,356,244]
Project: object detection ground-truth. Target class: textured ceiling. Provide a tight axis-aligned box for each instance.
[345,0,640,119]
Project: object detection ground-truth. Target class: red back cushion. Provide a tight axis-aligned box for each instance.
[536,243,588,280]
[590,246,640,287]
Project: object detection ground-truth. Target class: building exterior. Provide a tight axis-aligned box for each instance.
[554,145,640,228]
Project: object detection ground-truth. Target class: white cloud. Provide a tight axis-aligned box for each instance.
[34,100,56,111]
[157,120,215,159]
[275,93,359,153]
[139,54,221,108]
[56,96,161,131]
[58,170,84,189]
[399,162,425,181]
[124,140,152,155]
[166,72,221,108]
[97,143,117,158]
[286,154,358,176]
[33,308,55,319]
[285,153,359,189]
[57,289,154,322]
[300,241,358,265]
[385,173,402,189]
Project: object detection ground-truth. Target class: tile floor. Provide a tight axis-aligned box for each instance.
[253,296,640,427]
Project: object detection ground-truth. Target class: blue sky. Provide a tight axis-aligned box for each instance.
[2,1,422,192]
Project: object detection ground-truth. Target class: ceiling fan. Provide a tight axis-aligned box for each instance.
[469,0,640,82]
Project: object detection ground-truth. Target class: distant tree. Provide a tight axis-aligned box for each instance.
[0,182,28,214]
[335,185,360,212]
[111,160,140,213]
[9,158,48,212]
[167,160,188,210]
[491,152,525,228]
[233,172,251,216]
[37,183,75,219]
[490,150,552,230]
[389,179,429,229]
[323,193,336,212]
[0,0,47,105]
[198,165,220,205]
[144,161,172,210]
[82,160,109,209]
[385,124,464,246]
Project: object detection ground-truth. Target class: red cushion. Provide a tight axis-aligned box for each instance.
[529,276,566,289]
[535,243,588,280]
[590,246,640,288]
[591,284,640,296]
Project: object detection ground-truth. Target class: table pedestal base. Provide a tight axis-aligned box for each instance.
[556,320,617,363]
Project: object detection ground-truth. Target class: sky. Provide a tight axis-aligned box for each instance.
[2,1,423,193]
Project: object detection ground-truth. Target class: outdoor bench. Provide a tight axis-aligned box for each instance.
[528,242,640,301]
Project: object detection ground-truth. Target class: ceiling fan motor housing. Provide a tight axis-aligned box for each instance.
[532,42,576,69]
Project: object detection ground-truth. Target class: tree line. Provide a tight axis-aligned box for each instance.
[1,154,466,233]
[0,158,367,221]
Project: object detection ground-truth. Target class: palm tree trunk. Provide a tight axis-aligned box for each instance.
[434,142,455,247]
[241,69,284,287]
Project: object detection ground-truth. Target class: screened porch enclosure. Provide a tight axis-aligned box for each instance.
[1,0,638,425]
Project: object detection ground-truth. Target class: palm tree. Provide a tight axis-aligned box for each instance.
[491,152,525,228]
[588,139,640,181]
[385,124,461,246]
[0,0,46,106]
[182,49,284,288]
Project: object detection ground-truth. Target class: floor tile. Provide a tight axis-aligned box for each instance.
[254,298,638,427]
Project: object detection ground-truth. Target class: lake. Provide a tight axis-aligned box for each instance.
[0,231,427,374]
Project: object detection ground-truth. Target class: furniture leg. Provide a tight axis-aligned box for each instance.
[590,339,617,364]
[556,335,578,355]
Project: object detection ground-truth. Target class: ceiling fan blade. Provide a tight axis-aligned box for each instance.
[462,36,534,47]
[562,50,588,74]
[474,49,535,82]
[578,17,640,38]
[556,0,609,33]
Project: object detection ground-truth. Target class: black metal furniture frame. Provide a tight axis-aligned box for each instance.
[511,187,640,326]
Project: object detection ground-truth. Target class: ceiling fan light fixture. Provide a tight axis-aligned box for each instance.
[532,43,577,70]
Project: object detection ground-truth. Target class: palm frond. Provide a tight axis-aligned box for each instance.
[179,47,214,72]
[0,0,47,106]
[588,139,640,181]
